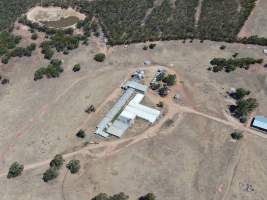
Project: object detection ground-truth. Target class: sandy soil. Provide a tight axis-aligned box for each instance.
[0,29,267,200]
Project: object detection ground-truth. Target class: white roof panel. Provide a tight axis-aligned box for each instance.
[120,110,136,120]
[129,93,144,104]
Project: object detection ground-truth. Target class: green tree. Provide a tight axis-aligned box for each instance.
[31,33,38,40]
[139,193,156,200]
[235,98,258,116]
[73,64,81,72]
[76,129,86,138]
[163,74,176,86]
[66,160,81,174]
[91,193,109,200]
[50,154,65,169]
[150,82,161,90]
[94,53,106,62]
[231,132,243,140]
[34,67,46,80]
[158,85,168,97]
[233,88,250,100]
[7,162,24,178]
[42,167,59,182]
[109,192,129,200]
[149,43,156,49]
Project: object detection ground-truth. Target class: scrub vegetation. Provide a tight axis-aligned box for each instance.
[34,59,63,80]
[0,31,36,64]
[209,57,263,72]
[7,162,24,178]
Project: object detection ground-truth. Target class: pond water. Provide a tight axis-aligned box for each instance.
[40,16,80,28]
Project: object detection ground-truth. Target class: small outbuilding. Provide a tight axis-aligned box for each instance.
[251,116,267,132]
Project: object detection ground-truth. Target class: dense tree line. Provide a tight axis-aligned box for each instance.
[2,0,267,48]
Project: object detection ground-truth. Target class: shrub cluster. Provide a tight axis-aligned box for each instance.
[230,88,250,100]
[163,74,176,86]
[34,59,63,80]
[43,154,64,182]
[210,57,263,73]
[91,193,156,200]
[2,43,36,64]
[0,31,37,64]
[40,31,80,59]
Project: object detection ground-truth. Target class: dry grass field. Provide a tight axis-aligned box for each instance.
[0,27,267,200]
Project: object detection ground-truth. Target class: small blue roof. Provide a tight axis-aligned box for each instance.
[254,116,267,123]
[252,116,267,130]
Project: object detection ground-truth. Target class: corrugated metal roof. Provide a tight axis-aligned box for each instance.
[106,120,130,137]
[252,116,267,131]
[95,88,135,138]
[124,94,160,123]
[120,110,136,120]
[130,93,144,104]
[123,81,148,93]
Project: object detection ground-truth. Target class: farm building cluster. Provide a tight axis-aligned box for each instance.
[95,70,160,138]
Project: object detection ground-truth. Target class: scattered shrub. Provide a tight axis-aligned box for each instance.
[139,193,156,200]
[49,154,65,170]
[158,85,168,97]
[34,59,63,81]
[31,33,38,40]
[91,193,109,200]
[149,43,156,49]
[231,88,250,100]
[7,162,24,178]
[150,82,161,90]
[94,53,106,62]
[220,45,226,50]
[231,132,243,140]
[66,160,81,174]
[156,101,164,108]
[163,74,176,86]
[42,167,59,182]
[76,129,86,138]
[73,64,81,72]
[232,52,239,58]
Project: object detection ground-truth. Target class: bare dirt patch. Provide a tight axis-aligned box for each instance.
[26,6,86,28]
